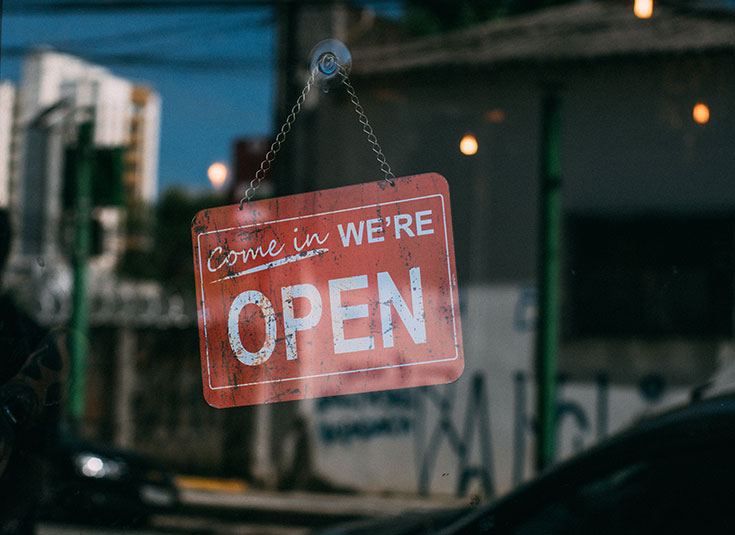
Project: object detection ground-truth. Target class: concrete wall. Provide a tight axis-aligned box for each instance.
[303,284,689,497]
[0,82,15,208]
[278,53,733,496]
[295,54,735,278]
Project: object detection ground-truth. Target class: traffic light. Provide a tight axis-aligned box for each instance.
[63,146,125,209]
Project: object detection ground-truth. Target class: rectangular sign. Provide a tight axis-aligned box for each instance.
[192,173,463,407]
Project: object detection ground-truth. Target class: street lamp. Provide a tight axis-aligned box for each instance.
[693,103,710,124]
[208,162,228,189]
[23,101,95,427]
[634,0,653,18]
[460,133,479,156]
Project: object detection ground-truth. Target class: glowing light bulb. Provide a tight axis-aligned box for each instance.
[693,103,710,124]
[460,134,478,156]
[207,162,228,188]
[634,0,653,18]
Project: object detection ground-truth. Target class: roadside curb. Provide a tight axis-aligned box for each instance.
[175,483,471,527]
[175,475,249,493]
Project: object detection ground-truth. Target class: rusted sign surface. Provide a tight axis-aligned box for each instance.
[192,173,464,407]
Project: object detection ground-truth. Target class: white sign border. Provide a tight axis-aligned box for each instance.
[196,192,460,392]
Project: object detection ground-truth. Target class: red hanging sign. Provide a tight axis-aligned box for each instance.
[192,173,464,407]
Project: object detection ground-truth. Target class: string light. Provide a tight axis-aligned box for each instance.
[460,134,478,156]
[207,162,228,188]
[634,0,653,18]
[693,103,710,124]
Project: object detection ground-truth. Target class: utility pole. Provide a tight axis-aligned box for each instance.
[274,1,300,197]
[535,89,562,472]
[70,119,94,426]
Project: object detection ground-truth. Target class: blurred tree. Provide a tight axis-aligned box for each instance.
[118,188,226,294]
[154,188,225,294]
[117,201,157,280]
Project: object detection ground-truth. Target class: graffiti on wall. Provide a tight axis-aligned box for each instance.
[316,389,414,445]
[415,373,494,497]
[314,369,669,497]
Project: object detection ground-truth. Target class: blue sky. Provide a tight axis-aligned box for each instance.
[1,3,279,194]
[1,2,403,195]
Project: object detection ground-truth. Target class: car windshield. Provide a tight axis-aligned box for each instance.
[1,0,734,533]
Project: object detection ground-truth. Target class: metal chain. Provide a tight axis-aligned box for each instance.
[240,58,395,208]
[339,65,395,185]
[239,68,318,209]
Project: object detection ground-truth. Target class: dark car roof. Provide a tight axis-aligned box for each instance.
[53,430,161,472]
[434,392,735,534]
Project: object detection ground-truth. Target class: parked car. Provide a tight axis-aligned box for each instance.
[40,431,180,526]
[314,391,735,534]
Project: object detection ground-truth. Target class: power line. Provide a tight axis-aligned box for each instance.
[0,47,272,71]
[1,0,403,72]
[6,1,276,12]
[1,12,276,72]
[5,0,400,14]
[43,14,273,50]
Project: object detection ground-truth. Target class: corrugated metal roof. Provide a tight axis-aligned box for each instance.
[351,1,735,74]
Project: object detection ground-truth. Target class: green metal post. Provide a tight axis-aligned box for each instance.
[535,90,562,472]
[70,120,94,424]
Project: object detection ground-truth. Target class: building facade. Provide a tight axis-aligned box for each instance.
[6,49,161,298]
[262,1,735,497]
[0,81,16,208]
